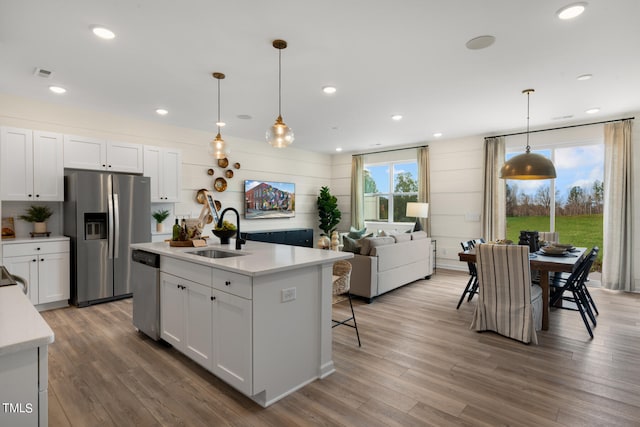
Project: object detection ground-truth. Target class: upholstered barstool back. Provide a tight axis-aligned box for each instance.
[471,244,542,344]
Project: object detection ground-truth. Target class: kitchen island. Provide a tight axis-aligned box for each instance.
[130,239,352,407]
[0,284,54,427]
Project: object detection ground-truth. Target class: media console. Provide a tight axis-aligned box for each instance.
[240,228,313,248]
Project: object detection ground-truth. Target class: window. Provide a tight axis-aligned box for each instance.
[505,142,604,268]
[364,160,418,223]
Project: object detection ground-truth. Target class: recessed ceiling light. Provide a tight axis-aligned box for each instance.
[577,73,592,81]
[215,121,226,127]
[49,86,66,94]
[91,25,116,40]
[433,132,443,138]
[155,108,168,115]
[557,2,587,20]
[585,107,600,114]
[465,35,496,50]
[391,114,403,121]
[335,147,343,152]
[237,114,252,120]
[322,86,337,94]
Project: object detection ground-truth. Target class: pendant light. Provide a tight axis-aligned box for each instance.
[266,39,294,148]
[211,72,227,159]
[500,89,557,180]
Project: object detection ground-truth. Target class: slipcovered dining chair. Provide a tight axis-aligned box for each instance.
[539,231,559,244]
[332,260,361,347]
[471,244,543,344]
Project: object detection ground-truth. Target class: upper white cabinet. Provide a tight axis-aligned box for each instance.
[0,127,64,201]
[144,146,182,202]
[64,135,143,173]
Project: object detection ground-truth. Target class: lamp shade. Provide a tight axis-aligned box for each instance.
[500,152,557,180]
[406,202,429,218]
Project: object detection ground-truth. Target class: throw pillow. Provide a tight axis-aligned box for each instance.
[410,230,428,240]
[348,226,367,239]
[342,236,361,254]
[392,233,411,243]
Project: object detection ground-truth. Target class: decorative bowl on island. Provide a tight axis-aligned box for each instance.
[213,229,237,245]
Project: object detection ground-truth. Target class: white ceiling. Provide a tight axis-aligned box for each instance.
[1,1,639,154]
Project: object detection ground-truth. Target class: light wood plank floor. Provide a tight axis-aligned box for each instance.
[41,269,640,426]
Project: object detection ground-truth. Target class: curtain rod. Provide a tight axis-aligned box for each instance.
[485,116,635,140]
[351,145,428,157]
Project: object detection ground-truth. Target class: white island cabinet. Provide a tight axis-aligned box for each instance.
[131,239,352,407]
[0,285,54,427]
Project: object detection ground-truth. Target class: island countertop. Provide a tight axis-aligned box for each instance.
[130,239,353,277]
[0,285,54,356]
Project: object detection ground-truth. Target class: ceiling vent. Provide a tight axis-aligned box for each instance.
[33,67,53,78]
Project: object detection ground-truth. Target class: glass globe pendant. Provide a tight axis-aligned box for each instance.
[266,40,294,148]
[211,72,227,159]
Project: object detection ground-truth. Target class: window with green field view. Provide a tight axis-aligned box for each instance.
[505,144,604,270]
[364,161,418,223]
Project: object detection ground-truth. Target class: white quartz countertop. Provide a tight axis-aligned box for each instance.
[2,235,70,244]
[131,239,353,276]
[0,285,55,356]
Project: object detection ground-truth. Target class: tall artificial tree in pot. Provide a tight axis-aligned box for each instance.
[317,186,341,237]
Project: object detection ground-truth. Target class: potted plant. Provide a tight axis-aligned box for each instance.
[317,186,341,240]
[152,209,171,232]
[19,205,54,234]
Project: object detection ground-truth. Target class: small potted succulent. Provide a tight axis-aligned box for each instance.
[152,209,171,232]
[19,205,54,234]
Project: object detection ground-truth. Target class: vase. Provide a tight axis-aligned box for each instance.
[156,222,164,233]
[34,222,47,234]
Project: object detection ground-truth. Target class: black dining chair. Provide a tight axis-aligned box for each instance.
[550,247,599,338]
[457,240,479,309]
[551,246,599,316]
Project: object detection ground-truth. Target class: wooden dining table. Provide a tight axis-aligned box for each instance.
[458,246,587,330]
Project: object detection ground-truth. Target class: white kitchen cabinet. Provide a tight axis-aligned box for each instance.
[211,289,252,395]
[3,239,70,308]
[63,135,143,173]
[0,127,64,201]
[160,272,213,369]
[143,146,182,202]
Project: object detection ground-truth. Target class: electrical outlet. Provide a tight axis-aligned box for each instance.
[281,287,296,302]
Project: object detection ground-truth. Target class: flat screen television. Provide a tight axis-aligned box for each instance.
[244,180,295,219]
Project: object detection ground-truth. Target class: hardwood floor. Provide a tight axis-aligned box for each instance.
[42,269,640,426]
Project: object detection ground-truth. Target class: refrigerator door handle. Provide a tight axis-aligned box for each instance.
[107,196,114,259]
[113,193,120,259]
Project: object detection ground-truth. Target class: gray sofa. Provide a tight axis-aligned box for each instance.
[346,232,433,302]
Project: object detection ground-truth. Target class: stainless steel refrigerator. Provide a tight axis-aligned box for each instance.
[64,171,151,306]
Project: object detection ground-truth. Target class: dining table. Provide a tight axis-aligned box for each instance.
[458,245,587,330]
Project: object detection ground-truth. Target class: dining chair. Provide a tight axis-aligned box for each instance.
[539,231,559,244]
[457,240,479,309]
[550,247,599,338]
[471,244,542,344]
[332,260,361,347]
[551,246,599,316]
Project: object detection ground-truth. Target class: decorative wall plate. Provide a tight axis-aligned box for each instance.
[196,188,208,204]
[218,158,229,168]
[234,162,241,169]
[207,168,214,176]
[214,177,227,192]
[225,169,234,178]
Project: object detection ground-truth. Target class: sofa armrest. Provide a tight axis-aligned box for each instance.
[347,254,378,300]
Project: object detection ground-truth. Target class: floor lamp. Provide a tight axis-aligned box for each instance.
[406,202,429,232]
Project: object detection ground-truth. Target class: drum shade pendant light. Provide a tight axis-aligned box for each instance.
[211,72,227,159]
[266,39,294,148]
[500,89,557,180]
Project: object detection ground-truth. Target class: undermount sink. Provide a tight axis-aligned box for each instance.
[188,249,245,259]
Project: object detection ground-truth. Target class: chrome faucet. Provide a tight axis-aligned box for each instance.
[218,207,246,250]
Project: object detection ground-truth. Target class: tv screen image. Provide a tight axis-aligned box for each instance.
[244,180,295,219]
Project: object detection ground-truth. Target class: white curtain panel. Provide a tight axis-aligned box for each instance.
[602,120,634,291]
[417,146,431,236]
[350,155,364,230]
[482,137,506,241]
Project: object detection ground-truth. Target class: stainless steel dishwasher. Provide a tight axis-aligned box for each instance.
[131,250,161,340]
